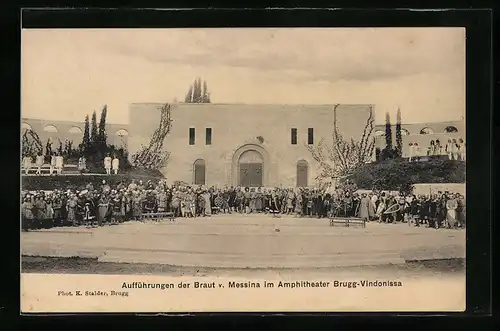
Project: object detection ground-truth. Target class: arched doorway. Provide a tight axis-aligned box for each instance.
[296,160,308,187]
[238,150,263,187]
[193,159,206,185]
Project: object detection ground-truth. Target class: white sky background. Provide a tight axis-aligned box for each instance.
[21,28,465,125]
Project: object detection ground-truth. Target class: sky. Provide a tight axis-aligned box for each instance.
[21,28,465,125]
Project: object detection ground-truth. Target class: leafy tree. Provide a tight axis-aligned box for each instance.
[22,129,43,158]
[307,104,375,180]
[395,107,403,157]
[132,103,173,170]
[345,158,465,195]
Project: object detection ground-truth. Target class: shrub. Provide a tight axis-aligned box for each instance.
[22,168,164,191]
[345,158,465,194]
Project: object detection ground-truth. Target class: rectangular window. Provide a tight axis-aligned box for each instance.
[291,128,297,145]
[206,128,212,145]
[308,128,314,145]
[189,128,195,145]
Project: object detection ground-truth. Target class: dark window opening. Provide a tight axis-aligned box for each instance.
[307,128,314,145]
[206,128,212,145]
[291,128,297,145]
[189,128,195,145]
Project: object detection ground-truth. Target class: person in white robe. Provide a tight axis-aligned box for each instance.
[459,139,466,161]
[35,153,44,175]
[435,139,443,155]
[78,156,87,172]
[445,196,458,228]
[23,155,33,174]
[50,153,56,175]
[445,139,454,160]
[451,139,459,161]
[407,143,414,162]
[112,156,120,175]
[104,155,112,175]
[55,154,64,175]
[414,143,421,161]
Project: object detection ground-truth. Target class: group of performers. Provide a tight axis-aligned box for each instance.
[22,153,121,175]
[408,137,466,162]
[21,179,465,231]
[22,152,65,175]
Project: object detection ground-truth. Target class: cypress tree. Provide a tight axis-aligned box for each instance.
[197,78,202,102]
[385,112,393,150]
[98,105,108,147]
[193,78,202,103]
[185,85,193,103]
[395,108,403,157]
[202,80,210,103]
[82,114,91,155]
[90,110,98,144]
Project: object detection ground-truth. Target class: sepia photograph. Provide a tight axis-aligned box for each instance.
[21,27,466,313]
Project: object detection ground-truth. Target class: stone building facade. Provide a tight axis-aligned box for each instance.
[21,118,129,150]
[128,103,374,187]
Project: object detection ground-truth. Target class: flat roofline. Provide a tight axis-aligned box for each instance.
[21,117,126,126]
[374,120,464,127]
[131,102,375,107]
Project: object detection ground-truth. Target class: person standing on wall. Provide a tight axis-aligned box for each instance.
[22,154,33,175]
[112,155,120,175]
[35,152,44,175]
[435,139,442,155]
[429,140,436,156]
[411,143,419,162]
[445,139,454,160]
[459,138,466,161]
[50,152,57,175]
[104,154,112,175]
[78,154,87,173]
[55,153,64,175]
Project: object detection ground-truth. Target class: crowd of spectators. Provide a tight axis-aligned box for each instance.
[21,179,465,231]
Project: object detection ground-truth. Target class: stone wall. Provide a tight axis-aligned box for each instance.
[21,118,129,150]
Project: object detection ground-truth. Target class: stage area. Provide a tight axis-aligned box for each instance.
[21,214,466,269]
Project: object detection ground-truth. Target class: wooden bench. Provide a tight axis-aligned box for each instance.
[330,217,366,228]
[140,212,175,222]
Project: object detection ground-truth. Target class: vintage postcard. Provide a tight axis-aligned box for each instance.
[21,27,466,313]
